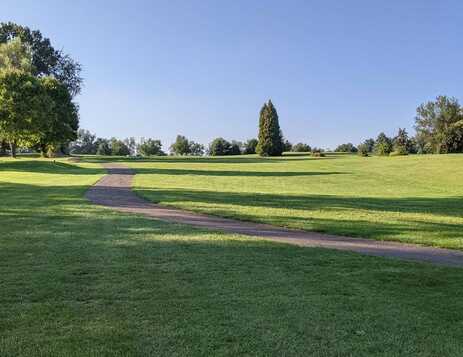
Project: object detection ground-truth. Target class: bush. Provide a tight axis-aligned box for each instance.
[390,146,408,156]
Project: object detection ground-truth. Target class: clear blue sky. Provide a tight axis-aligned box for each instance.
[4,0,463,149]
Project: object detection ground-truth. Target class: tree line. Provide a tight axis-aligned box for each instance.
[0,23,82,157]
[335,96,463,156]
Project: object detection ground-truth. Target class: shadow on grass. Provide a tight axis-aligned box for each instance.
[135,187,463,218]
[0,160,104,175]
[1,177,463,356]
[132,168,347,177]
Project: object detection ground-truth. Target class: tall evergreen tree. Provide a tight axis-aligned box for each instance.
[256,100,283,156]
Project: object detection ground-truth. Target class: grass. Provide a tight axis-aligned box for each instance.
[1,156,463,356]
[90,153,463,250]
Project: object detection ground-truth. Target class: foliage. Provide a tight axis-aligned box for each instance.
[168,135,204,156]
[35,77,79,156]
[256,100,284,156]
[292,143,311,152]
[230,140,242,155]
[415,95,463,154]
[208,137,232,156]
[357,144,369,157]
[243,138,258,154]
[138,138,165,156]
[0,22,82,96]
[335,143,358,153]
[0,37,34,73]
[189,142,205,156]
[170,135,191,155]
[96,140,111,155]
[0,71,44,157]
[110,138,130,156]
[283,139,292,152]
[311,147,325,157]
[391,128,411,156]
[374,132,393,156]
[124,137,137,155]
[70,129,98,154]
[363,138,375,152]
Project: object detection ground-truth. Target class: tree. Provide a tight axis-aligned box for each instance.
[335,143,358,153]
[392,128,411,155]
[0,37,34,73]
[357,143,369,157]
[292,143,311,152]
[189,141,205,156]
[110,138,130,156]
[208,137,232,156]
[230,140,242,155]
[256,100,283,156]
[363,138,375,153]
[0,71,43,157]
[70,129,97,154]
[96,140,111,156]
[374,132,393,156]
[123,137,137,155]
[138,138,165,156]
[35,77,79,157]
[243,138,258,154]
[415,96,463,154]
[283,139,292,152]
[0,22,82,96]
[170,135,191,155]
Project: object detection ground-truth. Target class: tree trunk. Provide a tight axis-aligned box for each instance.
[0,141,6,156]
[9,141,16,158]
[40,144,48,158]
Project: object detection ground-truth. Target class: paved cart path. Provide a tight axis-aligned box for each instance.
[85,163,463,267]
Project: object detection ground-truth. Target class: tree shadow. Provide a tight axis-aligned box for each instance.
[133,168,347,177]
[0,160,104,175]
[135,188,463,218]
[2,178,463,356]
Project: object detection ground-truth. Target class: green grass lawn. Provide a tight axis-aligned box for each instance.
[110,153,463,250]
[1,157,463,356]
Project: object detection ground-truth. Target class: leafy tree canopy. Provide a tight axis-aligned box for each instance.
[256,100,284,156]
[0,22,82,96]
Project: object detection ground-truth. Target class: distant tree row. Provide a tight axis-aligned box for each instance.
[334,96,463,157]
[70,130,166,157]
[0,23,81,157]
